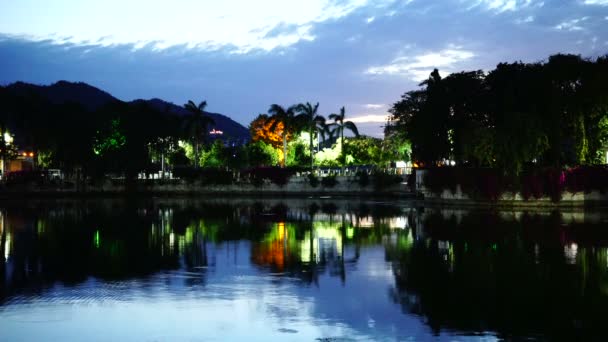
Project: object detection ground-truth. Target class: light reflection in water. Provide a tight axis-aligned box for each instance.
[0,200,607,341]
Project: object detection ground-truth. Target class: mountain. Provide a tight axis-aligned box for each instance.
[5,81,119,112]
[133,98,250,141]
[3,81,250,141]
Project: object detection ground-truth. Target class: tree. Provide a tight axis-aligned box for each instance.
[295,102,325,169]
[266,104,301,167]
[184,100,215,168]
[246,140,279,167]
[249,114,284,149]
[344,136,383,165]
[328,106,359,168]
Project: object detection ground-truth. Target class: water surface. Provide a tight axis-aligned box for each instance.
[1,198,607,341]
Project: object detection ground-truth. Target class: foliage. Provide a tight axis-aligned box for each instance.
[422,166,608,202]
[245,167,297,187]
[294,102,325,169]
[344,136,384,166]
[307,173,319,187]
[266,104,301,167]
[172,167,234,185]
[183,100,215,168]
[245,140,279,167]
[382,128,412,163]
[390,54,608,174]
[321,174,338,188]
[355,171,370,187]
[315,139,341,167]
[168,147,189,166]
[564,166,608,194]
[93,118,126,156]
[249,113,287,149]
[372,170,402,190]
[202,140,227,167]
[328,106,359,167]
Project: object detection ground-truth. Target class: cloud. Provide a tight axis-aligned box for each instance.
[365,46,475,81]
[582,0,608,5]
[0,0,389,53]
[554,17,589,31]
[364,104,385,109]
[515,15,535,24]
[468,0,538,12]
[349,114,390,123]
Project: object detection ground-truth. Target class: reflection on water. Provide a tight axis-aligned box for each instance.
[1,199,608,340]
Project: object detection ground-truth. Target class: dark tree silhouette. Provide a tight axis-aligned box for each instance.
[184,100,215,168]
[295,102,325,169]
[328,106,359,168]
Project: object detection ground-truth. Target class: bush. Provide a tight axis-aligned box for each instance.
[245,167,297,187]
[308,173,319,188]
[372,170,402,190]
[355,171,370,187]
[172,167,234,185]
[565,166,608,194]
[420,166,607,202]
[321,175,338,188]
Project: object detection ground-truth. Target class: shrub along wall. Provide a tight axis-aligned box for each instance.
[420,166,608,202]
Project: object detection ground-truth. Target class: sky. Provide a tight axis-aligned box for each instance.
[1,0,607,137]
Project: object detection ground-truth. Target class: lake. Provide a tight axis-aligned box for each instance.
[1,198,607,341]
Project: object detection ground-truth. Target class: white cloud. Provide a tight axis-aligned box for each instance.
[582,0,608,5]
[366,16,376,23]
[554,17,589,31]
[468,0,537,12]
[515,15,535,24]
[364,104,385,109]
[365,46,475,81]
[0,0,388,53]
[348,114,390,123]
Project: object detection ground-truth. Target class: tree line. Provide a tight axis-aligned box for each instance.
[387,53,608,174]
[0,86,408,183]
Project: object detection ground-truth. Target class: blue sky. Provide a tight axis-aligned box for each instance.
[1,0,607,136]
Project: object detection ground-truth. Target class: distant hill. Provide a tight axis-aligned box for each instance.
[4,81,250,141]
[134,98,250,141]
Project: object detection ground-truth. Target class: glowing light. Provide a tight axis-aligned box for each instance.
[3,133,13,144]
[210,129,224,135]
[94,230,100,248]
[346,226,354,239]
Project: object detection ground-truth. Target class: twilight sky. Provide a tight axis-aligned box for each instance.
[1,0,607,137]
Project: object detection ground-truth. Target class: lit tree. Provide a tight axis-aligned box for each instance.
[295,102,325,170]
[249,114,284,149]
[184,100,215,168]
[266,104,301,167]
[329,106,359,168]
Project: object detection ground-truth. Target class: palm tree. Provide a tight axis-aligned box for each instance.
[316,117,331,153]
[295,102,325,170]
[266,104,300,167]
[184,100,215,168]
[329,106,359,168]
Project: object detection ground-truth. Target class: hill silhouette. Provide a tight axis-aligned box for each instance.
[4,81,250,141]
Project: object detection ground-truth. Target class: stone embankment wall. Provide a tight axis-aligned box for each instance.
[0,175,411,197]
[415,169,608,206]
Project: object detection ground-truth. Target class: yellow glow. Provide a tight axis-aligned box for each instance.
[346,226,354,239]
[278,222,286,241]
[3,133,13,144]
[300,222,343,263]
